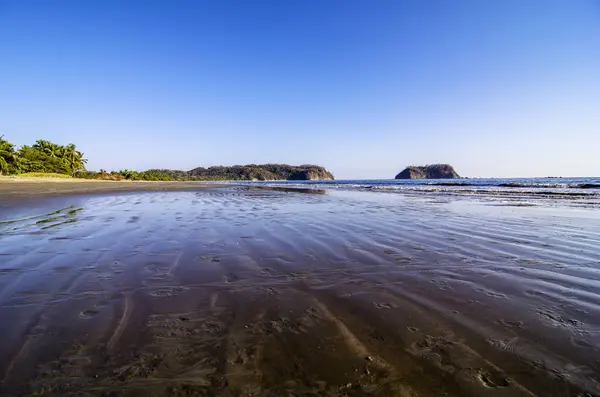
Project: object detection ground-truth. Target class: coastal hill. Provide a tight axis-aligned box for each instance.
[395,164,460,179]
[188,164,334,181]
[103,164,334,181]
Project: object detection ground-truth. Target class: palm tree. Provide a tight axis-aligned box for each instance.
[0,155,8,175]
[62,143,88,175]
[0,136,18,175]
[33,140,61,158]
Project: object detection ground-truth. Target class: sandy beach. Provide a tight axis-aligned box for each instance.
[0,177,222,197]
[1,185,599,396]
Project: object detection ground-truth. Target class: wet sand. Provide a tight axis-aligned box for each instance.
[1,187,599,396]
[0,178,221,197]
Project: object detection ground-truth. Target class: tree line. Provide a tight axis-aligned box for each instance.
[0,137,87,176]
[1,136,333,181]
[0,137,181,180]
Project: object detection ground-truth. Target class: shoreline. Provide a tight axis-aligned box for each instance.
[0,176,228,198]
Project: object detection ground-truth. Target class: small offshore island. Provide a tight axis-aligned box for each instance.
[395,164,460,179]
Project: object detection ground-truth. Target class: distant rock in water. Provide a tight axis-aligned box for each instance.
[577,183,600,189]
[188,164,334,181]
[395,164,460,179]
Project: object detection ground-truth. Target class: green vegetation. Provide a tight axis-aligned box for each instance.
[75,165,333,181]
[0,136,18,175]
[0,204,82,234]
[188,164,333,181]
[36,216,67,224]
[41,218,78,230]
[18,172,73,178]
[1,136,334,181]
[75,169,191,181]
[0,205,76,226]
[0,136,87,176]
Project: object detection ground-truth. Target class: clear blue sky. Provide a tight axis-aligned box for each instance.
[1,0,599,178]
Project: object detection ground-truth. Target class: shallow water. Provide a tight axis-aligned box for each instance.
[233,177,600,208]
[0,187,599,396]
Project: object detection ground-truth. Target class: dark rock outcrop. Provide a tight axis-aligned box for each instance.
[395,164,460,179]
[288,167,334,181]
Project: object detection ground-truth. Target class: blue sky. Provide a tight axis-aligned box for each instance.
[1,0,599,178]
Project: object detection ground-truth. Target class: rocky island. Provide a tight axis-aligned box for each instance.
[395,164,460,179]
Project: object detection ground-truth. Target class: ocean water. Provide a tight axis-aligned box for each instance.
[229,177,600,207]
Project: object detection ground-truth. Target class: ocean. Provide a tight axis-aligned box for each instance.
[231,177,600,207]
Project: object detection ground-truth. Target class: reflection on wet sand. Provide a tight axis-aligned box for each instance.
[0,187,599,396]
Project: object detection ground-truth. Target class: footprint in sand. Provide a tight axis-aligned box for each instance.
[80,308,100,319]
[373,302,395,309]
[477,370,509,388]
[199,255,220,263]
[224,273,240,283]
[537,309,579,327]
[487,337,518,353]
[498,319,524,328]
[149,287,189,298]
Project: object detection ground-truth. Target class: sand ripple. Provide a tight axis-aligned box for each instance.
[0,187,599,396]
